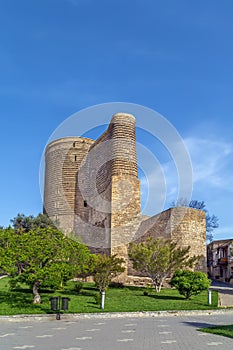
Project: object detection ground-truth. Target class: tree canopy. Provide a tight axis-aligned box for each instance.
[170,269,211,299]
[93,253,125,309]
[93,254,125,293]
[10,213,59,232]
[0,226,92,303]
[129,237,200,292]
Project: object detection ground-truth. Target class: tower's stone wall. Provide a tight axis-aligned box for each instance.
[44,137,94,233]
[73,113,141,258]
[43,113,207,281]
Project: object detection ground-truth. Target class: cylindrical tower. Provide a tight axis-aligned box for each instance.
[109,113,141,272]
[43,137,94,233]
[110,113,138,177]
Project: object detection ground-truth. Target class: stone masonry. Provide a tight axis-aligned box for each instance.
[43,113,207,281]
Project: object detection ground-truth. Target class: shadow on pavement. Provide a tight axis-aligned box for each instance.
[182,321,217,328]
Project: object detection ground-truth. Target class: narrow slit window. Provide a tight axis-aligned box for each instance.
[74,155,77,161]
[84,200,87,207]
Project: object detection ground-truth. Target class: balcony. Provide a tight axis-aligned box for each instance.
[218,257,228,265]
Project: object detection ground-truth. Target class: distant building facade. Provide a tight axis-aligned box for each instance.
[207,239,233,283]
[43,113,207,281]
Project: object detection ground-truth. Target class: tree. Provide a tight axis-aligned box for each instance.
[170,269,211,299]
[93,254,125,309]
[171,199,219,242]
[129,237,200,292]
[0,226,91,303]
[11,213,59,233]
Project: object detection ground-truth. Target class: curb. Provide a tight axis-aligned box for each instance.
[1,308,233,322]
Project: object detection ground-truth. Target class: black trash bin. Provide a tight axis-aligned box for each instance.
[50,297,59,311]
[61,297,70,311]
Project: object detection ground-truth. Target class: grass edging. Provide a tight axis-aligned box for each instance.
[198,324,233,339]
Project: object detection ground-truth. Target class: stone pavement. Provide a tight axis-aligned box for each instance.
[210,280,233,307]
[0,311,233,350]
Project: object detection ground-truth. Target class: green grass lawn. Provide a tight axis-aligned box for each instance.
[199,325,233,339]
[0,277,219,315]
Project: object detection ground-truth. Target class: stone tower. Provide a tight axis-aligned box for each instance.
[43,113,141,253]
[43,112,207,278]
[43,136,94,233]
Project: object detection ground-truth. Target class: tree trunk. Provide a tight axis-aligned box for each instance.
[155,284,162,293]
[33,281,41,304]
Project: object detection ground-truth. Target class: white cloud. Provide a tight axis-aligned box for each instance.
[139,135,233,221]
[139,158,179,215]
[184,137,233,191]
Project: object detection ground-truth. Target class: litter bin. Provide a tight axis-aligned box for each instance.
[50,297,59,311]
[61,297,70,311]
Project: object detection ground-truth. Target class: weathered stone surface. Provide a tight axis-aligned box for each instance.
[44,113,207,281]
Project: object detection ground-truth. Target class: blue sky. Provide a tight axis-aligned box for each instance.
[0,0,233,240]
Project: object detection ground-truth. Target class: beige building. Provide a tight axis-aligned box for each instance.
[44,113,207,281]
[207,239,233,283]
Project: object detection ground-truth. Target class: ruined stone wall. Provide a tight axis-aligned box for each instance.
[127,207,206,277]
[170,207,207,271]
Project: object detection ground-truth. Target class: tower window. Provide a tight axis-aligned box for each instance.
[73,142,76,147]
[84,200,87,207]
[74,155,77,161]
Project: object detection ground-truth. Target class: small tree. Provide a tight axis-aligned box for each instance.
[0,226,91,303]
[129,237,199,292]
[93,254,125,309]
[170,269,211,299]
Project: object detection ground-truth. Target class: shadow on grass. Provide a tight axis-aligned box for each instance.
[58,289,97,298]
[146,294,185,301]
[0,289,52,314]
[86,301,102,309]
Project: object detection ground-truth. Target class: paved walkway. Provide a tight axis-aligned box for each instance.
[210,280,233,307]
[0,312,233,350]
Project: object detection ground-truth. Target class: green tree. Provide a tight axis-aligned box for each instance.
[171,199,219,242]
[93,254,125,309]
[11,213,59,233]
[0,226,91,303]
[129,237,200,292]
[170,269,211,299]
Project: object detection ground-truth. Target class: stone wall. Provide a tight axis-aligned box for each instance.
[44,113,207,282]
[127,207,206,278]
[43,137,94,233]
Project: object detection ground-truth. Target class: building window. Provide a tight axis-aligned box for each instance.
[73,142,76,147]
[84,200,87,207]
[74,155,77,161]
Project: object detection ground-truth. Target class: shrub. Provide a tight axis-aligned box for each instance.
[72,281,83,294]
[170,270,211,300]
